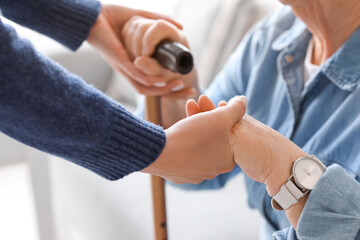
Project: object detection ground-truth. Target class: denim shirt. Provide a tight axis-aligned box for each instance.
[178,6,360,239]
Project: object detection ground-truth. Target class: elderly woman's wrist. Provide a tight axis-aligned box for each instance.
[264,148,308,197]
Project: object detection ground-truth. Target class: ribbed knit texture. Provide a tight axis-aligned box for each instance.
[0,12,166,180]
[0,0,101,50]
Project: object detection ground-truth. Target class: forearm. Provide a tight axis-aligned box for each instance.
[265,153,308,230]
[0,0,100,50]
[262,141,308,230]
[0,22,166,180]
[234,115,360,235]
[231,114,307,228]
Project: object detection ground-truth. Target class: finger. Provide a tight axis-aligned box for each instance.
[186,99,201,117]
[224,95,248,125]
[131,21,150,58]
[122,16,146,59]
[134,56,176,78]
[142,20,185,56]
[137,10,183,30]
[218,101,227,107]
[128,78,186,96]
[198,95,216,112]
[117,57,166,86]
[121,17,136,58]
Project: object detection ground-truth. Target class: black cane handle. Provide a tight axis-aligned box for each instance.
[152,40,194,75]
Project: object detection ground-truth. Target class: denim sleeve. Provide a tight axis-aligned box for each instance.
[273,164,360,240]
[0,0,100,50]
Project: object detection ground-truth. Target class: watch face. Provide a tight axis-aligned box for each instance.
[293,157,326,190]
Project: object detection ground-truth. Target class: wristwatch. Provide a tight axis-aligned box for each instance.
[271,155,326,211]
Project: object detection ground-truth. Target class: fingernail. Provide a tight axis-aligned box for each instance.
[239,95,248,107]
[154,82,166,87]
[171,83,184,92]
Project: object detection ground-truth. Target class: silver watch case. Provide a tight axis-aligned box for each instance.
[271,155,326,211]
[292,155,326,191]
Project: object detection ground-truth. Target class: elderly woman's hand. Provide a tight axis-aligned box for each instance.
[120,15,199,99]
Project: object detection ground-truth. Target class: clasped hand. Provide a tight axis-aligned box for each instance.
[187,95,307,196]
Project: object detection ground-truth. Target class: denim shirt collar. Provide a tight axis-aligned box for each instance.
[322,27,360,91]
[271,18,307,51]
[272,17,360,91]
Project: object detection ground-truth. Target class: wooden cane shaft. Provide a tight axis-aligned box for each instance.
[145,96,161,125]
[151,175,167,240]
[145,96,168,240]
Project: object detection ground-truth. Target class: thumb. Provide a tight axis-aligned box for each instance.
[185,99,200,117]
[225,95,248,124]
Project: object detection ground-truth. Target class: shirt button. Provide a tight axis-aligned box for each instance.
[285,54,294,63]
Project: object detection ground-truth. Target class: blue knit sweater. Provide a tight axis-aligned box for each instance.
[0,0,166,180]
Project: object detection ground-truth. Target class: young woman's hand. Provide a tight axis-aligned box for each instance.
[142,95,247,184]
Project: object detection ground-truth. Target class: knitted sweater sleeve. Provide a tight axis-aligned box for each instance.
[0,0,101,50]
[0,20,166,180]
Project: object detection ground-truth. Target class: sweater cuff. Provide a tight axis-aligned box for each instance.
[83,102,166,180]
[37,0,101,50]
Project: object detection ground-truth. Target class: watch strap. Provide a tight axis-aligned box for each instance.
[271,177,307,211]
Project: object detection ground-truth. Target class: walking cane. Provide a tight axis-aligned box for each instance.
[146,96,167,240]
[147,41,193,240]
